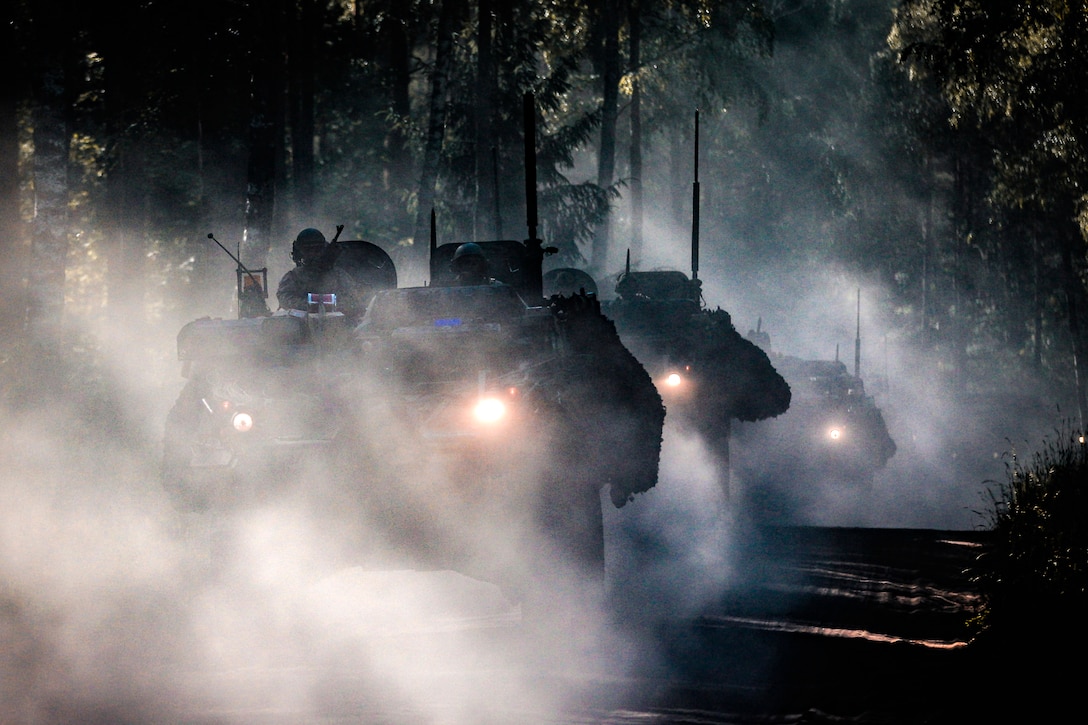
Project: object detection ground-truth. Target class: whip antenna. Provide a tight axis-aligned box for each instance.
[691,109,700,282]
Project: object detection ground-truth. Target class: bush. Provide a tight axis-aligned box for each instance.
[974,424,1088,640]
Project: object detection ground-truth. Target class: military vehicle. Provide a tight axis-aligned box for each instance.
[732,305,897,523]
[548,111,791,502]
[161,237,397,511]
[342,233,663,593]
[598,263,790,501]
[161,94,665,595]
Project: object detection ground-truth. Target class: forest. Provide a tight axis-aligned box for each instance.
[1,0,1086,454]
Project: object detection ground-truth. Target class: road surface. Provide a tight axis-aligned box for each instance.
[3,521,993,724]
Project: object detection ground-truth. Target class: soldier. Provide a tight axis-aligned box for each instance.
[449,242,494,286]
[276,228,362,315]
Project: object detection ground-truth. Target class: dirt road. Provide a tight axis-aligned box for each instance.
[598,525,991,723]
[5,523,1001,724]
[300,525,997,724]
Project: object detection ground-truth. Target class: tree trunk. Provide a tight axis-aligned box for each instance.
[0,11,27,346]
[669,126,685,228]
[474,0,497,239]
[1032,228,1042,369]
[242,0,287,288]
[381,1,413,241]
[412,0,460,281]
[289,0,318,223]
[26,36,71,341]
[1059,215,1088,430]
[591,0,621,275]
[101,13,140,321]
[627,0,643,268]
[187,24,239,316]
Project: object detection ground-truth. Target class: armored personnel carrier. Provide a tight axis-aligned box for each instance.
[342,234,664,591]
[161,238,397,511]
[553,111,790,502]
[595,262,790,502]
[732,313,896,522]
[162,95,664,593]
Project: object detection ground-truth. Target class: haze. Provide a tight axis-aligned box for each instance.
[2,1,1075,721]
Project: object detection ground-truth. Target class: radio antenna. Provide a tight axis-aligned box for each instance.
[854,288,862,379]
[691,109,700,282]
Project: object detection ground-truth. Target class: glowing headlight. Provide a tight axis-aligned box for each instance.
[664,372,683,387]
[473,397,506,424]
[232,412,254,433]
[827,426,843,441]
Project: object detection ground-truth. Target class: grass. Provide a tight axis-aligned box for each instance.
[972,423,1088,643]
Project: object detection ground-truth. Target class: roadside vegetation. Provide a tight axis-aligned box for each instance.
[973,425,1088,644]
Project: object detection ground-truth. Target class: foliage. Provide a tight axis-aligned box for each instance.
[3,0,1086,416]
[974,424,1088,640]
[891,0,1088,219]
[883,0,1088,399]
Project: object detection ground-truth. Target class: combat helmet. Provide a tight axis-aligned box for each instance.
[292,227,328,265]
[450,242,492,285]
[452,242,485,262]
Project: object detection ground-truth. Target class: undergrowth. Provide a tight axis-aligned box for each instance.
[973,423,1088,642]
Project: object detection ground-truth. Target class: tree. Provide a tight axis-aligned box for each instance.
[98,0,145,321]
[590,0,622,274]
[0,1,29,347]
[627,0,645,265]
[242,0,287,278]
[288,0,320,222]
[25,4,74,341]
[891,0,1088,424]
[474,0,499,238]
[411,0,463,279]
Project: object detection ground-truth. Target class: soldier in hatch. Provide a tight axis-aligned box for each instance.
[276,227,362,315]
[449,242,497,286]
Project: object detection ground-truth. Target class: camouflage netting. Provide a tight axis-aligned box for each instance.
[552,294,666,508]
[852,401,897,468]
[689,309,792,424]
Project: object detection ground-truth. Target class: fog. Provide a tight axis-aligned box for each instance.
[3,262,1047,722]
[5,183,1070,725]
[607,208,1070,532]
[0,311,669,723]
[2,4,1077,719]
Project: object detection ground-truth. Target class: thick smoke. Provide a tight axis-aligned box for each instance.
[597,190,1070,533]
[3,222,1066,721]
[1,310,664,723]
[605,419,734,617]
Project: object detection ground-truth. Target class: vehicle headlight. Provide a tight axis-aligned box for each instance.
[232,411,254,433]
[660,366,692,392]
[473,397,506,424]
[827,426,843,441]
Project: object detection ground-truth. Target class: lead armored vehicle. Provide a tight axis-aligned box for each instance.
[162,95,665,594]
[161,238,397,512]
